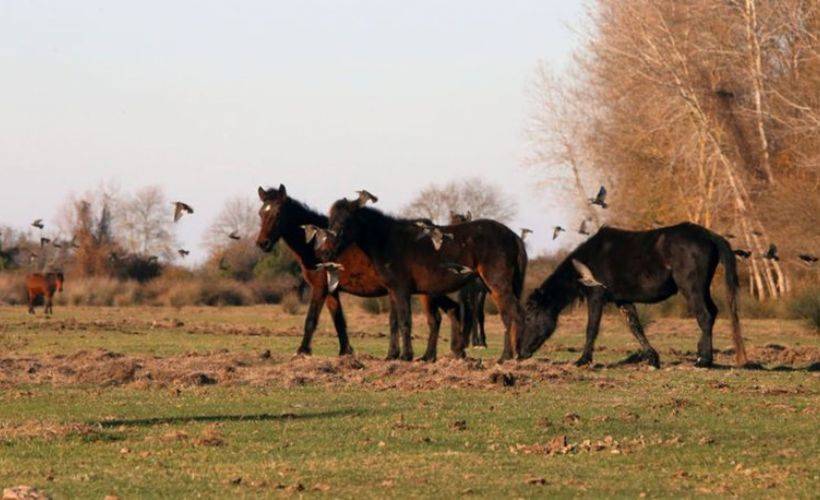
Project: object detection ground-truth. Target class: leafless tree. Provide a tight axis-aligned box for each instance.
[116,185,177,260]
[403,177,517,224]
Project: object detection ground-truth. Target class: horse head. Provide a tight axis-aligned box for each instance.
[256,184,288,252]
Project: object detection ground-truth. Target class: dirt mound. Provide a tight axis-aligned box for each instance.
[746,344,819,366]
[0,350,588,390]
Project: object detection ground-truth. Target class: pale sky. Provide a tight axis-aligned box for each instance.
[1,1,587,262]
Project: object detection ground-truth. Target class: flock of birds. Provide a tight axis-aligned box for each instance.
[17,184,818,270]
[23,200,247,268]
[545,185,818,267]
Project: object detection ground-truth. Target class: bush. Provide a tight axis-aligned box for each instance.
[0,272,26,305]
[360,297,389,315]
[787,286,820,330]
[281,292,303,315]
[198,279,253,306]
[249,274,299,304]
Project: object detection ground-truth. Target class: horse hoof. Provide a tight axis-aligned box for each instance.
[399,353,414,362]
[646,353,661,369]
[339,347,354,356]
[296,347,312,356]
[419,355,436,363]
[574,358,592,367]
[386,353,400,361]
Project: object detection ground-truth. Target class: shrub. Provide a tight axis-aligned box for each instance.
[198,279,253,306]
[360,297,389,315]
[281,292,303,315]
[787,286,820,330]
[0,272,26,305]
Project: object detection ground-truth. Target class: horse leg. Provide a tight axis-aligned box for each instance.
[442,298,464,358]
[298,290,326,355]
[689,289,717,368]
[386,301,400,360]
[390,290,414,361]
[488,287,522,362]
[45,294,53,316]
[475,289,487,347]
[620,303,660,368]
[458,288,475,348]
[28,291,36,315]
[419,295,441,362]
[576,292,605,366]
[325,292,353,356]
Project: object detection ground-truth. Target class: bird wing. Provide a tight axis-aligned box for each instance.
[572,259,605,288]
[597,185,607,200]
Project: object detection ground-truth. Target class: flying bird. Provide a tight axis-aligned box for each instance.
[178,249,190,258]
[316,262,345,293]
[52,240,63,249]
[228,230,241,240]
[724,233,736,239]
[798,254,818,264]
[733,249,752,258]
[172,201,194,222]
[31,219,44,230]
[441,262,474,276]
[589,186,608,208]
[572,259,606,288]
[751,230,763,237]
[40,237,51,247]
[414,222,453,251]
[355,190,379,206]
[552,226,565,240]
[520,228,533,240]
[578,220,590,236]
[763,244,779,261]
[301,224,335,249]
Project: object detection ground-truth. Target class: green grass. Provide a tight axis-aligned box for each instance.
[0,305,818,498]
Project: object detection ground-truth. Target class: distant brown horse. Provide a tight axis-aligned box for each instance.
[26,272,64,315]
[255,185,461,360]
[319,196,527,361]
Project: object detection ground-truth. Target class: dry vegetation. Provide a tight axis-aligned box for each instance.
[529,0,819,300]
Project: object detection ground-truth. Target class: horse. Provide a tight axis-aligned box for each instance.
[318,195,527,361]
[449,211,488,348]
[25,271,64,316]
[519,223,749,368]
[255,185,461,360]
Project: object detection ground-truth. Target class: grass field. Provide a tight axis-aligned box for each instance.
[1,305,817,498]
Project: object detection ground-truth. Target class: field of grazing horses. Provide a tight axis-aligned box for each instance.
[1,305,817,498]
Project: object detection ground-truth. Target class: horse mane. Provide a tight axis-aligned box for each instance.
[527,254,582,314]
[283,196,328,227]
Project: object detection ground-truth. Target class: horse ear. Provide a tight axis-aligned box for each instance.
[258,186,267,201]
[278,184,287,197]
[466,210,473,221]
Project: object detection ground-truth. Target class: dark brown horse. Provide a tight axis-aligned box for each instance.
[449,211,488,348]
[519,223,749,368]
[255,185,461,359]
[25,271,64,315]
[319,196,527,361]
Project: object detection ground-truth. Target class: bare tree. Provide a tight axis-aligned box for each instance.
[116,185,177,260]
[403,177,517,224]
[527,0,818,299]
[203,196,259,252]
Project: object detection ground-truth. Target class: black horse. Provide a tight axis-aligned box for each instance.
[519,223,749,368]
[449,211,488,348]
[255,185,461,358]
[319,196,527,361]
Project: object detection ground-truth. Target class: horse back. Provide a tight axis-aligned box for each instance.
[25,274,49,296]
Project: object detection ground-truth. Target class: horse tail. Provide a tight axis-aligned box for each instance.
[710,231,748,366]
[513,234,528,299]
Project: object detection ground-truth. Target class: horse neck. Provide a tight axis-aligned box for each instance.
[531,260,580,319]
[279,199,327,264]
[352,208,397,259]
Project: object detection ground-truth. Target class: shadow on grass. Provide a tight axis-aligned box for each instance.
[93,408,363,428]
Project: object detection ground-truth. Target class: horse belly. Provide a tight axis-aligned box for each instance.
[337,246,387,297]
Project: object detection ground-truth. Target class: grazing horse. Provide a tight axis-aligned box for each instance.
[25,272,64,316]
[449,212,488,348]
[255,185,461,359]
[519,223,749,368]
[319,196,527,361]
